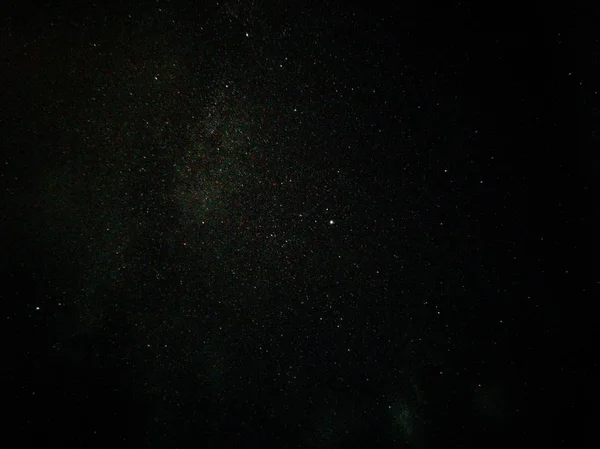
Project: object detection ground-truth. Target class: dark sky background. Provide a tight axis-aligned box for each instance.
[1,1,593,448]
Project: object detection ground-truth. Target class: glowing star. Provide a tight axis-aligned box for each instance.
[329,219,334,225]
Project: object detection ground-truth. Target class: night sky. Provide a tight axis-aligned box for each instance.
[1,2,593,448]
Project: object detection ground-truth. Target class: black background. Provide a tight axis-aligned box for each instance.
[1,1,594,448]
